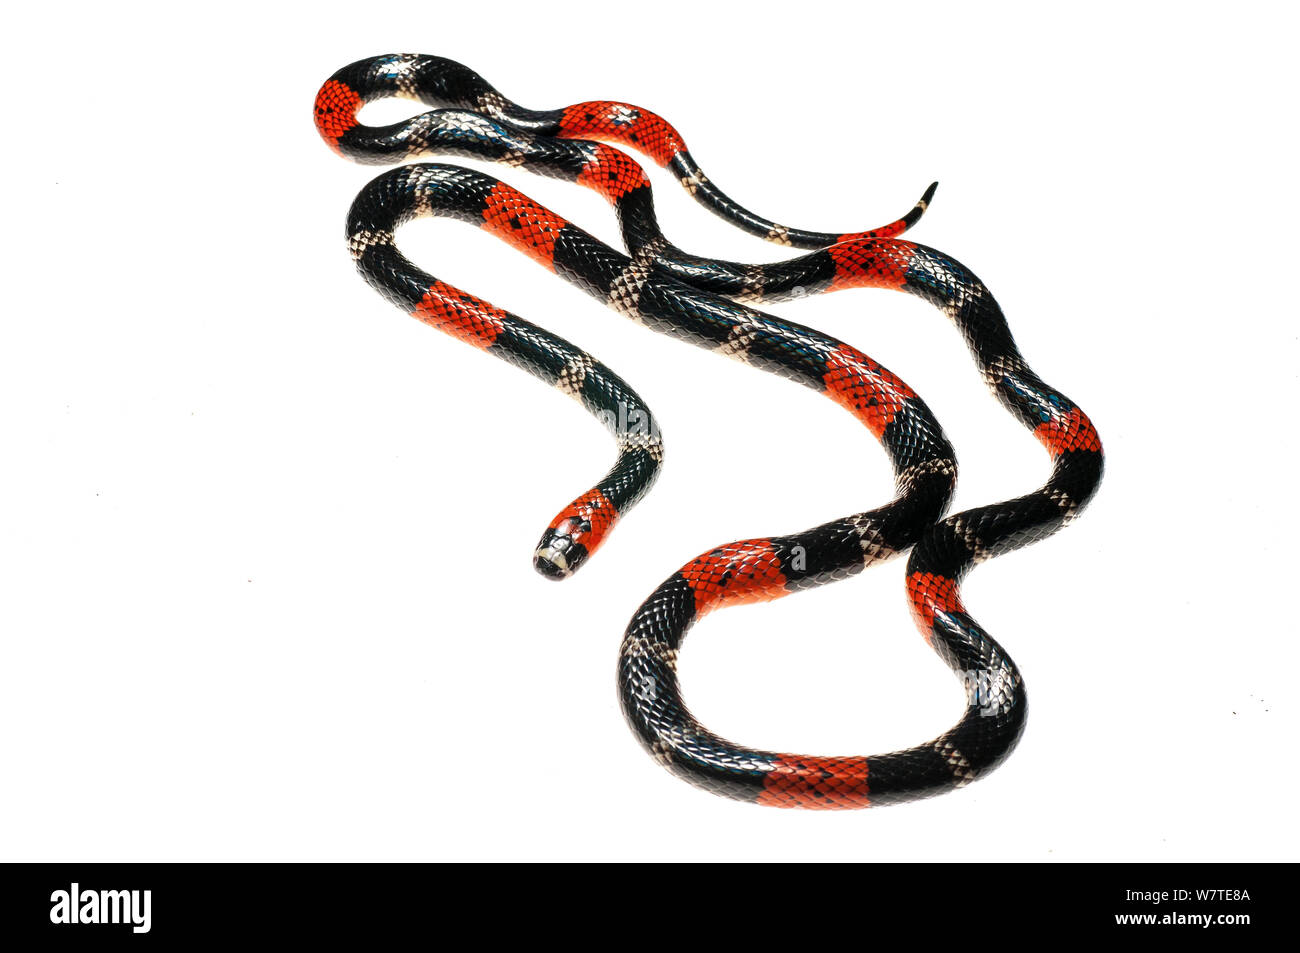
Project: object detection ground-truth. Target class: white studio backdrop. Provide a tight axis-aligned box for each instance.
[1,2,1296,861]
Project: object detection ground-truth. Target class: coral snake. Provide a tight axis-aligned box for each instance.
[314,54,1103,808]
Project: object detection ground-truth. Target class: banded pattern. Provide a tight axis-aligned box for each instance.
[319,59,1105,808]
[313,68,932,303]
[619,243,1103,807]
[314,54,932,251]
[346,166,956,599]
[356,229,661,580]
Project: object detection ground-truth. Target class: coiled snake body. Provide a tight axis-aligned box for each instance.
[315,54,1103,808]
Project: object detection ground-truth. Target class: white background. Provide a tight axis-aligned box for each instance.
[2,2,1296,861]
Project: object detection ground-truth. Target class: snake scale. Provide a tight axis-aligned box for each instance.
[314,54,1103,808]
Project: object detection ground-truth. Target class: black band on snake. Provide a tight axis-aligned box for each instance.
[317,55,1104,808]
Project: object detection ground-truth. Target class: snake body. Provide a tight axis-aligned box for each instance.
[315,54,934,250]
[345,163,955,584]
[316,55,1103,807]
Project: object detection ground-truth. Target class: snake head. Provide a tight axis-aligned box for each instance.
[533,525,591,580]
[533,490,618,580]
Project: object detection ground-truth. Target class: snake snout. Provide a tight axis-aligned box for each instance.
[533,527,591,581]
